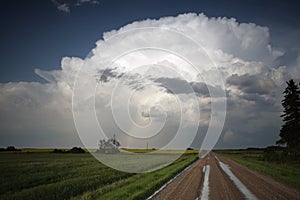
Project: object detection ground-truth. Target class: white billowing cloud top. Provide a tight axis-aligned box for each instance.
[0,13,298,149]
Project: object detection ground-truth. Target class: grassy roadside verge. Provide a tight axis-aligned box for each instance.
[71,154,198,200]
[216,150,300,190]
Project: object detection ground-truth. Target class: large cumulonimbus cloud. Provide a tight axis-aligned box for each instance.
[0,13,298,148]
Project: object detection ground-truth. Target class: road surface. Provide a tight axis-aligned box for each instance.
[151,153,300,200]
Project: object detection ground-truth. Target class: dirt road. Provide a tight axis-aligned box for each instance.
[151,153,300,200]
[218,154,300,200]
[153,158,206,200]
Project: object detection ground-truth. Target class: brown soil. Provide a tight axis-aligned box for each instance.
[152,158,206,200]
[151,153,300,200]
[208,153,245,200]
[216,153,300,200]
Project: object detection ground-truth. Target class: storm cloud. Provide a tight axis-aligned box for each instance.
[0,13,297,149]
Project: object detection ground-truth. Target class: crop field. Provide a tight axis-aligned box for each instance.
[216,150,300,189]
[120,148,200,154]
[0,150,198,200]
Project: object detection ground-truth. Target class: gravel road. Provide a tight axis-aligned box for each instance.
[153,158,206,200]
[151,152,300,200]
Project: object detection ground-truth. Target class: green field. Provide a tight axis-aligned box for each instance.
[216,150,300,189]
[0,150,198,200]
[121,148,200,154]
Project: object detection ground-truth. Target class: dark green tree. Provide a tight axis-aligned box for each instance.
[98,135,120,154]
[277,79,300,158]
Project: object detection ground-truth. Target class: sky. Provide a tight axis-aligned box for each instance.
[0,0,300,149]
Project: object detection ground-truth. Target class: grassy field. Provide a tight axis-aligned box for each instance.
[216,150,300,190]
[0,150,198,200]
[121,148,199,154]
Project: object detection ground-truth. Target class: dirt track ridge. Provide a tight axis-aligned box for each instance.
[151,153,300,200]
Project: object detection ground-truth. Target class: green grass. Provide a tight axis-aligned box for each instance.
[121,148,200,154]
[71,154,198,200]
[216,150,300,190]
[0,150,198,200]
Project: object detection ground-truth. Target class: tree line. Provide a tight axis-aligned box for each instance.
[264,79,300,162]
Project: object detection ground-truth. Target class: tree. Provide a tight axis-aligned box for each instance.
[0,146,20,152]
[69,147,85,153]
[277,79,300,158]
[97,135,120,154]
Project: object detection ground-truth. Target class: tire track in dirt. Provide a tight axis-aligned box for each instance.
[208,154,245,200]
[151,153,300,200]
[152,158,206,200]
[216,153,300,200]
